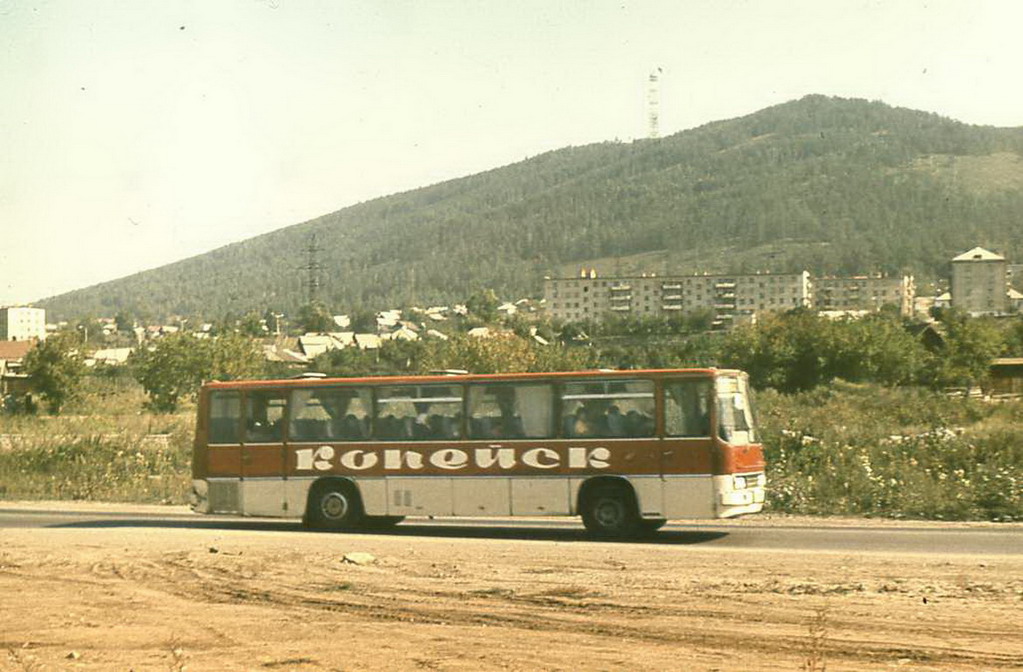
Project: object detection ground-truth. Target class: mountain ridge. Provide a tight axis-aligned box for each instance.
[40,94,1023,321]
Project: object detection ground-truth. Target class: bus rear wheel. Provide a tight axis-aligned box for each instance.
[581,485,640,538]
[307,482,364,531]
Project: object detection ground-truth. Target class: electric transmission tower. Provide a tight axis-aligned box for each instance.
[647,67,662,139]
[301,233,324,305]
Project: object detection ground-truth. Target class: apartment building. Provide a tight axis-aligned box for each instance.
[544,270,812,328]
[0,306,46,342]
[951,247,1008,315]
[813,275,916,316]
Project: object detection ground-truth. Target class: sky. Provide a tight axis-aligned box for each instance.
[2,0,1022,306]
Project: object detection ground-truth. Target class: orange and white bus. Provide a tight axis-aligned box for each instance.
[190,368,765,536]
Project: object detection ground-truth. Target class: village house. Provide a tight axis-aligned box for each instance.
[0,340,35,396]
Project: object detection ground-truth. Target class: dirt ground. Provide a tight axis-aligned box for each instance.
[1,506,1022,671]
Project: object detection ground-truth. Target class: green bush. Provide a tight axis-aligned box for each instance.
[758,384,1023,520]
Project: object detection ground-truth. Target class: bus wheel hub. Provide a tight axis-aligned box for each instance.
[323,493,348,519]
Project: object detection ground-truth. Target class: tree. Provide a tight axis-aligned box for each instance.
[924,310,1003,390]
[131,332,264,412]
[237,311,267,337]
[466,289,500,324]
[349,308,378,333]
[114,310,136,334]
[22,333,86,414]
[295,301,334,334]
[719,310,928,392]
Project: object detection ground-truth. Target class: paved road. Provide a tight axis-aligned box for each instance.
[3,505,1022,555]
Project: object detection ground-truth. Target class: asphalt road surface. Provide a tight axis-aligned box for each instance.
[2,504,1021,555]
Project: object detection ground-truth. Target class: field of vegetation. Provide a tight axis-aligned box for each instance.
[0,376,193,504]
[2,370,1020,522]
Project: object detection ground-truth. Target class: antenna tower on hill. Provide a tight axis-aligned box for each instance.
[302,233,323,304]
[647,67,662,139]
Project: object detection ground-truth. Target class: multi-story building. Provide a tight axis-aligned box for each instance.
[0,306,46,342]
[544,270,812,328]
[951,247,1008,315]
[813,275,916,316]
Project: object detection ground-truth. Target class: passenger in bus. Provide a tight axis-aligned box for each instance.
[506,415,525,438]
[337,414,366,440]
[624,410,647,437]
[247,417,282,443]
[413,404,432,439]
[378,414,403,440]
[436,413,461,439]
[568,407,588,437]
[605,404,626,437]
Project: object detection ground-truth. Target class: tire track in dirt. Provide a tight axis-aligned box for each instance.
[113,552,1023,669]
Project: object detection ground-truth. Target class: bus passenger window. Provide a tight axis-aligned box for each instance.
[467,384,553,439]
[664,380,712,437]
[209,392,241,444]
[560,380,655,439]
[289,388,370,442]
[375,385,463,441]
[245,392,286,443]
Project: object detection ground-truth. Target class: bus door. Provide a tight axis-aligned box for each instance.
[241,390,288,517]
[205,391,243,514]
[660,378,716,518]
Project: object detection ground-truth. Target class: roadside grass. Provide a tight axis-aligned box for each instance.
[0,375,194,504]
[758,381,1023,521]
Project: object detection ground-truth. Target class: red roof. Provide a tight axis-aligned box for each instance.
[0,340,36,361]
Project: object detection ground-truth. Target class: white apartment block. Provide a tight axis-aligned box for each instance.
[0,306,47,342]
[951,247,1008,315]
[813,275,916,316]
[544,270,812,328]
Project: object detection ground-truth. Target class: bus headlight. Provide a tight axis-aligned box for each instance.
[733,475,747,490]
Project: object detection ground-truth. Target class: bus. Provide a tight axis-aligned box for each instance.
[190,368,765,537]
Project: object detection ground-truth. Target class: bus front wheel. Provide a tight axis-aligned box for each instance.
[307,482,364,531]
[581,485,640,538]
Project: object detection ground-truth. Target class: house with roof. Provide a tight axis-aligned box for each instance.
[1009,289,1023,313]
[384,325,419,342]
[986,358,1023,397]
[88,347,133,367]
[354,333,381,350]
[263,342,309,365]
[0,340,36,395]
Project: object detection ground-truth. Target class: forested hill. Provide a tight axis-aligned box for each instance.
[41,95,1023,321]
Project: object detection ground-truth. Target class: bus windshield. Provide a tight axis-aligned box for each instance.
[716,375,755,444]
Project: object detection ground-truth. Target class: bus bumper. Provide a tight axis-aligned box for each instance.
[715,473,766,518]
[190,479,210,514]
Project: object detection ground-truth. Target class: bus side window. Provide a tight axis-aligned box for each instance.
[664,380,712,437]
[209,392,241,444]
[467,384,553,439]
[245,391,287,443]
[289,388,371,442]
[375,385,463,441]
[560,380,655,439]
